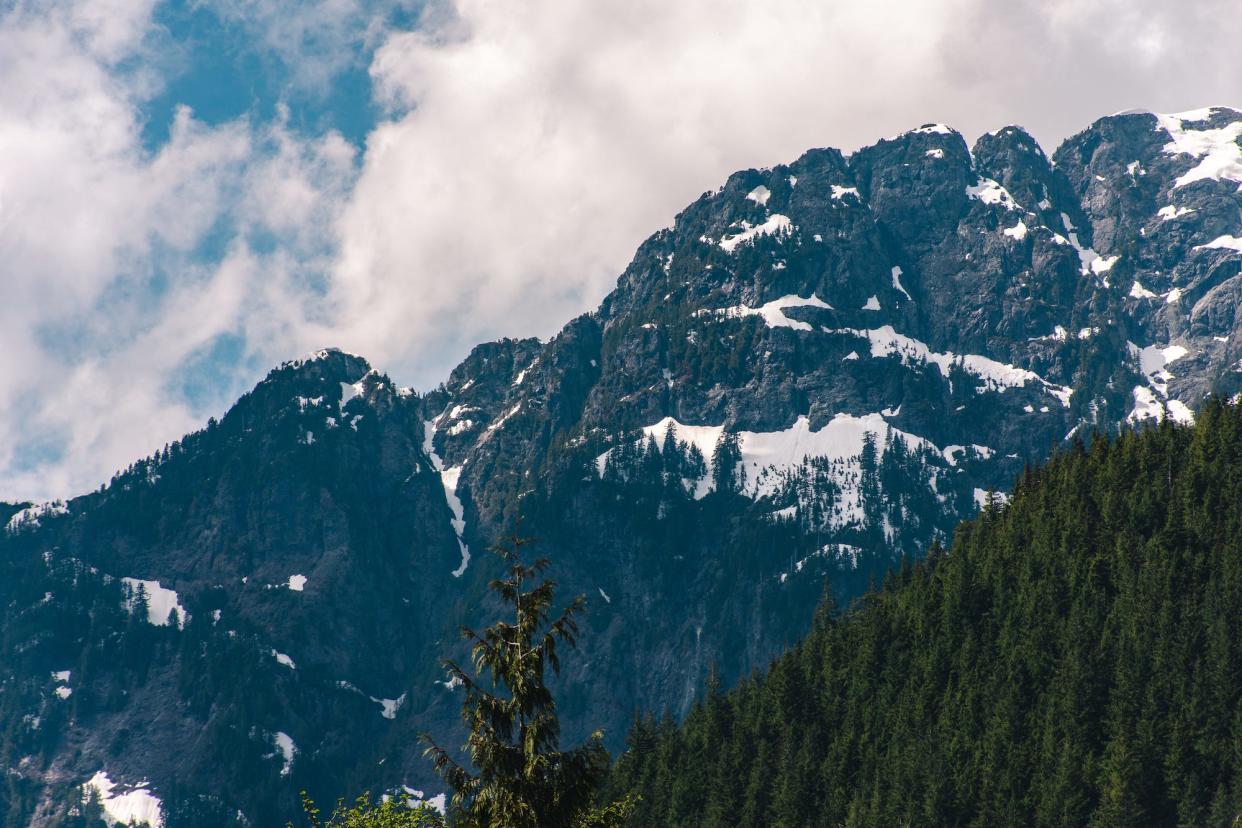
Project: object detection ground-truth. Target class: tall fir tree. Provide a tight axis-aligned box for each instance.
[422,535,632,828]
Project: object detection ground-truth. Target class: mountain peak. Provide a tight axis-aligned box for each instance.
[275,347,372,378]
[882,122,962,143]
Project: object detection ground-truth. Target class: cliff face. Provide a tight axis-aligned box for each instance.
[3,107,1241,826]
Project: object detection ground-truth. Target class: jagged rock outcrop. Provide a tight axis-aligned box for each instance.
[3,107,1241,827]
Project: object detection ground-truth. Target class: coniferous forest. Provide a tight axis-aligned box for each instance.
[605,399,1242,828]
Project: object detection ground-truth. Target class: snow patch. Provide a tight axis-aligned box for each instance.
[447,419,475,436]
[967,177,1020,210]
[423,421,471,577]
[1130,341,1189,396]
[1127,341,1194,424]
[280,348,368,372]
[273,732,296,776]
[1157,204,1194,220]
[1003,220,1028,240]
[718,214,792,252]
[373,693,406,720]
[339,380,364,408]
[401,789,448,814]
[486,402,523,433]
[287,574,307,592]
[1092,255,1119,274]
[122,579,187,629]
[1155,109,1242,189]
[596,418,723,499]
[732,415,941,526]
[831,185,860,201]
[83,772,164,828]
[272,650,296,669]
[943,444,995,466]
[745,185,771,205]
[1196,235,1242,253]
[1167,399,1195,424]
[827,325,1072,406]
[862,295,881,311]
[1059,212,1111,278]
[604,414,944,527]
[973,489,1009,509]
[1031,325,1069,342]
[891,266,912,301]
[699,294,832,331]
[6,500,68,534]
[1130,281,1157,299]
[512,359,537,386]
[435,674,463,692]
[597,587,611,604]
[1128,385,1166,423]
[888,123,954,140]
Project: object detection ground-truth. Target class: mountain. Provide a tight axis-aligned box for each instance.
[607,399,1242,827]
[3,106,1242,826]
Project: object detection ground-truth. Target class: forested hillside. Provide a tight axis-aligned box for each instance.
[609,399,1242,827]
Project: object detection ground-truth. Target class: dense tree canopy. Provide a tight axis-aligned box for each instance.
[608,399,1242,827]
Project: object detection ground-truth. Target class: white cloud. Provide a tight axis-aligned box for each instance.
[1,0,1240,501]
[326,0,963,374]
[0,0,354,501]
[325,0,1242,383]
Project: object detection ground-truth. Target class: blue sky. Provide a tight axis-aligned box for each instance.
[123,0,420,411]
[1,0,1240,502]
[140,0,418,150]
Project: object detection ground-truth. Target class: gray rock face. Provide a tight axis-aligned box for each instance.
[4,107,1242,827]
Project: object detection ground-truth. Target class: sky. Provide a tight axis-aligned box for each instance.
[0,0,1240,502]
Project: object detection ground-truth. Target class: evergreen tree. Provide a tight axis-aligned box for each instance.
[421,535,632,828]
[661,422,680,481]
[711,433,743,494]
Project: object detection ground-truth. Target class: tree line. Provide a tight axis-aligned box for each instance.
[606,399,1242,827]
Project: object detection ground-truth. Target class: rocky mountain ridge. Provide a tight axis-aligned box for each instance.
[2,106,1241,827]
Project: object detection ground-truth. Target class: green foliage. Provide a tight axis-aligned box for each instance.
[421,536,621,828]
[571,793,639,827]
[610,400,1242,827]
[292,791,445,828]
